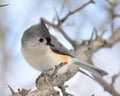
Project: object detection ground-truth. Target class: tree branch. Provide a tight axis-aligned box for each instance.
[95,77,120,96]
[10,63,79,96]
[106,29,120,47]
[111,71,120,89]
[61,0,95,23]
[43,18,80,49]
[42,0,94,49]
[0,4,9,7]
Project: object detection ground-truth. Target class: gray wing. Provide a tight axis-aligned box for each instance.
[50,35,74,57]
[50,35,108,78]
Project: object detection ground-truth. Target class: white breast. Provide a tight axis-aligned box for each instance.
[21,45,71,74]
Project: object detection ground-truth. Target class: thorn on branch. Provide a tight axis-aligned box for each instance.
[89,27,96,44]
[93,28,99,39]
[88,27,98,45]
[100,29,107,38]
[93,28,104,43]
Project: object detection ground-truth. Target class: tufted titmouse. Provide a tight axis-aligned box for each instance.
[21,18,107,78]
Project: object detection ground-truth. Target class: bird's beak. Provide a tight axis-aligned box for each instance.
[46,42,54,47]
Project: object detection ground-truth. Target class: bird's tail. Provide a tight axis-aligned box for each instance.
[73,59,108,78]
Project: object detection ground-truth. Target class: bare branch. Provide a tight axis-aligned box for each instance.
[106,29,120,47]
[105,0,117,33]
[59,1,66,15]
[111,71,120,88]
[61,0,95,23]
[53,7,60,23]
[11,62,78,96]
[10,73,58,96]
[43,18,80,49]
[95,77,120,96]
[100,29,107,38]
[43,19,120,95]
[8,85,15,95]
[0,4,9,7]
[42,1,95,49]
[89,28,95,42]
[106,0,113,6]
[51,62,67,78]
[11,86,57,96]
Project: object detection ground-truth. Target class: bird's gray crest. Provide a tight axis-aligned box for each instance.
[38,18,51,40]
[21,18,51,46]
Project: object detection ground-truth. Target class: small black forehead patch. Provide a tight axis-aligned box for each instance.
[46,37,51,43]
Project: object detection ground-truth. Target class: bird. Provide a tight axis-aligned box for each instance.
[21,18,108,79]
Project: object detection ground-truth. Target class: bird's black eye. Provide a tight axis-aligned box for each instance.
[39,38,44,42]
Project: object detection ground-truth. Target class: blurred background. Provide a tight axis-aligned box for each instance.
[0,0,120,96]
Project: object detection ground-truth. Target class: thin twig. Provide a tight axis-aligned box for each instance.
[51,62,67,78]
[89,27,96,44]
[0,4,9,7]
[106,29,120,47]
[111,71,120,88]
[43,18,80,48]
[42,1,94,48]
[106,0,113,6]
[100,29,107,38]
[8,85,15,95]
[95,77,120,96]
[53,7,60,23]
[61,0,95,23]
[106,0,116,33]
[57,26,79,48]
[59,1,66,16]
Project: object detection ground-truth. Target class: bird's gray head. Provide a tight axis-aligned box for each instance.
[21,19,53,49]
